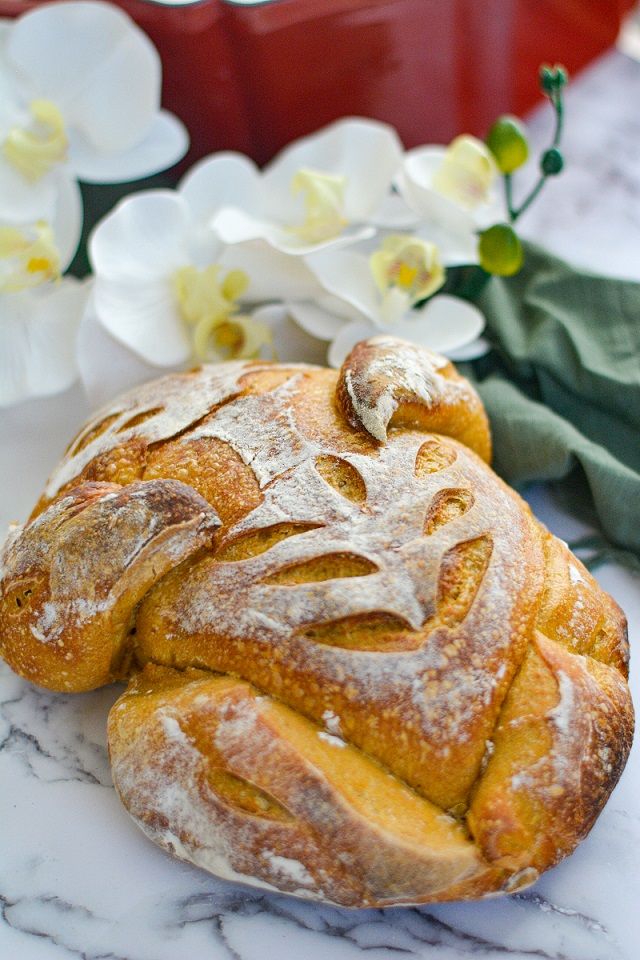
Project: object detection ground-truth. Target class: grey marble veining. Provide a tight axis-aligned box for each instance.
[2,46,640,960]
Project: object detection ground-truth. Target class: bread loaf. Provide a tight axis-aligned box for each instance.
[0,337,633,906]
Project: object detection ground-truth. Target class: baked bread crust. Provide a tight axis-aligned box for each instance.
[0,338,633,906]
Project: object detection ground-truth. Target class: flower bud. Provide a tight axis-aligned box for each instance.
[539,63,568,95]
[553,65,569,88]
[486,116,529,174]
[539,64,556,94]
[541,148,564,175]
[478,224,524,277]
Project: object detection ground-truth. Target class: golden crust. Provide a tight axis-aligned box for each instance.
[336,336,492,460]
[0,337,633,906]
[0,480,219,691]
[109,664,493,906]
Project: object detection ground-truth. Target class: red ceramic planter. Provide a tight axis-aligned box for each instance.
[0,0,633,166]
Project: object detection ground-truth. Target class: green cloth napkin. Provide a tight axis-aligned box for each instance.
[466,242,640,560]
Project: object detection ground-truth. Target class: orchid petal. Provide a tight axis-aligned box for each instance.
[379,287,412,326]
[7,2,160,152]
[370,234,445,306]
[212,206,373,256]
[93,273,190,367]
[89,190,192,282]
[398,150,478,234]
[432,136,498,210]
[262,118,404,222]
[327,319,376,368]
[413,221,479,267]
[318,293,364,324]
[286,300,348,340]
[0,159,58,223]
[176,224,221,272]
[446,336,491,361]
[179,152,263,230]
[248,303,328,365]
[52,172,83,271]
[69,111,188,183]
[305,248,380,322]
[0,163,80,276]
[395,294,485,354]
[219,241,322,303]
[0,278,89,407]
[77,291,165,408]
[0,59,24,132]
[369,190,421,230]
[399,147,506,232]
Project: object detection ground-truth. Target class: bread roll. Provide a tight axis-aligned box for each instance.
[0,337,633,906]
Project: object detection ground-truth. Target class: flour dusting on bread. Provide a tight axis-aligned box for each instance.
[0,337,633,908]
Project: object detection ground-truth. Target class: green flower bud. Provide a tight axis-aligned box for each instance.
[539,63,569,94]
[478,224,524,276]
[539,64,556,94]
[541,147,564,175]
[553,64,569,88]
[486,115,529,174]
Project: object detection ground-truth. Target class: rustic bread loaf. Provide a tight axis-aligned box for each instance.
[0,337,633,906]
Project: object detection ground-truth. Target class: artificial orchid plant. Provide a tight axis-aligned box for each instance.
[0,0,568,409]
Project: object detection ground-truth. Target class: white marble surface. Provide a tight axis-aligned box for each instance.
[2,46,640,960]
[519,48,640,283]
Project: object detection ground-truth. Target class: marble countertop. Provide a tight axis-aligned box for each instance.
[519,48,640,283]
[2,47,640,960]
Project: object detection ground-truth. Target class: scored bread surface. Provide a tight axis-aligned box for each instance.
[0,337,633,906]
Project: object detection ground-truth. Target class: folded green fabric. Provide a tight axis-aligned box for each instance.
[467,242,640,559]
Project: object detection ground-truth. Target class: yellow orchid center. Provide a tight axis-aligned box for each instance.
[173,264,270,361]
[290,168,348,243]
[0,221,61,293]
[3,100,69,182]
[370,235,445,321]
[432,135,497,209]
[209,314,273,361]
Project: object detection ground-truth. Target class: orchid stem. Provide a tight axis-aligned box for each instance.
[504,173,515,221]
[511,176,546,221]
[507,79,565,224]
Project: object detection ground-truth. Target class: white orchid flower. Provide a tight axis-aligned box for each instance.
[203,117,404,256]
[84,174,323,400]
[0,280,89,408]
[0,1,187,238]
[397,135,506,264]
[89,190,263,368]
[78,294,329,410]
[0,218,90,407]
[288,234,488,367]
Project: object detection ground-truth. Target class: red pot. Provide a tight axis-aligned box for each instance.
[0,0,633,166]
